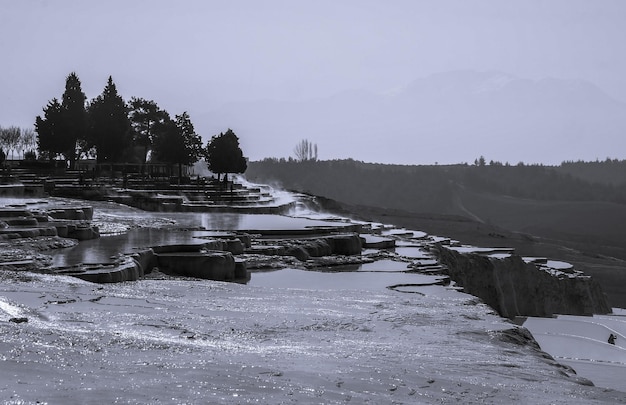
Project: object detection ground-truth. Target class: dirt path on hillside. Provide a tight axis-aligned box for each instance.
[451,184,485,223]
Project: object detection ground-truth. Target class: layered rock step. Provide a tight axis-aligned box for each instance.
[54,257,143,283]
[0,206,99,241]
[37,173,293,214]
[52,243,249,283]
[6,167,293,214]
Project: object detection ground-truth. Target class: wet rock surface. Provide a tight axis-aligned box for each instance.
[1,191,625,400]
[0,202,99,242]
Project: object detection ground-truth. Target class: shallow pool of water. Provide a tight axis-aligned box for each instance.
[247,268,442,291]
[51,228,210,266]
[110,212,356,232]
[394,246,430,258]
[53,211,359,266]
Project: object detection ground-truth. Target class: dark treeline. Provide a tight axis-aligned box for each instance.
[248,159,456,213]
[557,159,626,186]
[24,72,247,182]
[247,158,626,214]
[459,163,626,202]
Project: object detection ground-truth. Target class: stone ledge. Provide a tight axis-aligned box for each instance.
[436,245,611,318]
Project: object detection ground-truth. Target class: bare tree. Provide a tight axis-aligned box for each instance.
[293,139,318,162]
[19,128,36,158]
[0,126,21,160]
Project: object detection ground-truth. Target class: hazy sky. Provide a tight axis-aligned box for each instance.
[2,0,626,163]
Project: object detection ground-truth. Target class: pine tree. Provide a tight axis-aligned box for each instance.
[87,76,132,163]
[152,111,203,183]
[60,72,87,168]
[35,98,64,160]
[34,73,87,167]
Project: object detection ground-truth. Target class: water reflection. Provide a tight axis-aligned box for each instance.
[198,213,353,231]
[199,213,242,230]
[52,228,205,266]
[53,213,355,266]
[113,212,347,232]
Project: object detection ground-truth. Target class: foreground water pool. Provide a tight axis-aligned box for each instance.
[52,228,214,266]
[247,268,443,290]
[52,209,357,266]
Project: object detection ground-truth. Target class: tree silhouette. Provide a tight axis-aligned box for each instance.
[152,112,203,183]
[474,156,486,167]
[34,72,87,167]
[128,97,170,166]
[205,129,247,181]
[35,98,64,161]
[87,76,132,163]
[19,128,36,158]
[294,139,318,161]
[60,72,87,168]
[0,126,21,160]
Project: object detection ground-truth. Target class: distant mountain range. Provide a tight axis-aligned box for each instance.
[194,70,626,165]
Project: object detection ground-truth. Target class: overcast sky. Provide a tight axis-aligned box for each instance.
[2,0,626,163]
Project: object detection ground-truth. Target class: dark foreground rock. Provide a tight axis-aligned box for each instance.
[155,251,237,281]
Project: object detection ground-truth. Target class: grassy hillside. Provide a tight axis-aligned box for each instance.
[246,158,626,307]
[457,187,626,248]
[247,158,626,212]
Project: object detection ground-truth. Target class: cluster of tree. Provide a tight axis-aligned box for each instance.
[0,126,36,161]
[34,72,246,180]
[457,164,626,202]
[557,159,626,186]
[246,158,626,214]
[472,156,535,167]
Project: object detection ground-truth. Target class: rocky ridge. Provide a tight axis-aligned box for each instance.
[436,246,611,319]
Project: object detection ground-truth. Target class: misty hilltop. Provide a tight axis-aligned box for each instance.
[196,70,626,165]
